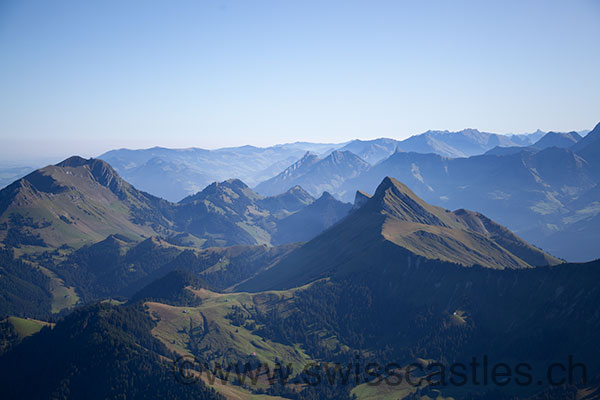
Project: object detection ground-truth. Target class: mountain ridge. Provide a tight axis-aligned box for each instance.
[238,176,560,292]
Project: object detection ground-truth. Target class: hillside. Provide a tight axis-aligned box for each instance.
[0,302,224,400]
[572,121,600,172]
[0,156,173,249]
[239,177,559,292]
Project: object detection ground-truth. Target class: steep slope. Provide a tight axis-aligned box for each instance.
[239,177,559,291]
[351,190,371,211]
[571,121,600,153]
[0,166,33,190]
[0,156,173,249]
[0,248,53,318]
[255,151,370,198]
[272,192,352,244]
[572,121,600,174]
[129,269,206,306]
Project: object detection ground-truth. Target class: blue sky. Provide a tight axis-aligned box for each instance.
[0,0,599,163]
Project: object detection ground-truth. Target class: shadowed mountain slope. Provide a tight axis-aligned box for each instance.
[239,177,560,292]
[271,192,352,245]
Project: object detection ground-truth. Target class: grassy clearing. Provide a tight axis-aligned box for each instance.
[351,380,418,400]
[7,316,53,338]
[147,288,311,372]
[37,265,80,313]
[146,288,305,399]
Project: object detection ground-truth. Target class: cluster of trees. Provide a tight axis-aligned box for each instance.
[0,302,224,400]
[0,248,53,319]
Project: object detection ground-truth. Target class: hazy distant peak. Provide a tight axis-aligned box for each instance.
[316,191,335,201]
[531,131,581,150]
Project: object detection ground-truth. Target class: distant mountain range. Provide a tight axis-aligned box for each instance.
[255,124,600,261]
[91,128,554,202]
[98,143,338,202]
[0,157,351,252]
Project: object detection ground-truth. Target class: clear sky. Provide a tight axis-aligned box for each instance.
[1,0,599,164]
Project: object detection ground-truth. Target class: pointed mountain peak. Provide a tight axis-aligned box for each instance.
[287,185,309,194]
[374,176,414,197]
[28,156,127,198]
[316,191,335,202]
[352,190,372,211]
[369,177,449,227]
[281,185,314,202]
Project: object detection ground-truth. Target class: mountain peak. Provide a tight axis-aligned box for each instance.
[203,178,250,193]
[55,155,90,168]
[532,131,581,150]
[373,176,413,198]
[352,190,371,211]
[180,178,255,204]
[370,177,449,227]
[316,191,335,202]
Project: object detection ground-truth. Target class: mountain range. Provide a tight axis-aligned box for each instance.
[240,177,560,292]
[255,123,600,261]
[1,169,598,400]
[1,126,599,400]
[0,157,351,252]
[90,128,549,202]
